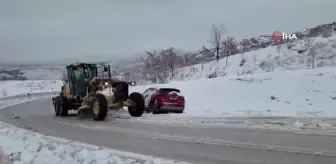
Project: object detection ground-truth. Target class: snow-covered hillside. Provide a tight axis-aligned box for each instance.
[131,67,336,118]
[171,35,336,81]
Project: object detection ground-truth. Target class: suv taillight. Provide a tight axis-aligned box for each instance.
[175,96,184,103]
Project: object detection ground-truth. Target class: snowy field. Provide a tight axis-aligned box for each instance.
[0,80,62,98]
[131,67,336,118]
[0,65,64,80]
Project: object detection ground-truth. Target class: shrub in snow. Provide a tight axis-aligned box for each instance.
[236,69,254,76]
[239,58,246,67]
[1,90,7,97]
[294,120,305,129]
[331,43,336,49]
[207,73,217,79]
[270,95,279,101]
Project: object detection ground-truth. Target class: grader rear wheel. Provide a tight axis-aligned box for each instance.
[59,96,69,116]
[54,97,60,116]
[54,96,69,117]
[91,93,108,121]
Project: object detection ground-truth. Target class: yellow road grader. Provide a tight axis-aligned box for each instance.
[52,62,144,121]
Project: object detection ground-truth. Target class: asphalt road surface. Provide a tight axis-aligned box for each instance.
[1,98,336,164]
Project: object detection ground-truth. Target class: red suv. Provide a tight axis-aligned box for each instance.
[142,87,185,114]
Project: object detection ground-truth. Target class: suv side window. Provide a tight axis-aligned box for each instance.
[143,89,150,95]
[148,88,157,94]
[144,88,157,95]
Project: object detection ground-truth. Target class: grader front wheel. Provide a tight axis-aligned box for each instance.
[91,93,108,121]
[128,92,145,117]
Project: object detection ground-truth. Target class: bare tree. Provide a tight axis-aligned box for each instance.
[140,50,158,83]
[238,39,252,67]
[252,54,257,69]
[209,24,227,61]
[221,37,237,66]
[160,47,182,78]
[154,51,168,83]
[308,46,316,69]
[140,49,173,83]
[305,39,317,69]
[183,53,192,66]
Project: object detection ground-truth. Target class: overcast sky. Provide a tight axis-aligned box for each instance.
[0,0,335,64]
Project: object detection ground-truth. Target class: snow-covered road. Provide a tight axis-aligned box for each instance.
[1,98,336,164]
[0,96,189,164]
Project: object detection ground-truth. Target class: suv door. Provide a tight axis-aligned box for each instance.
[143,88,157,106]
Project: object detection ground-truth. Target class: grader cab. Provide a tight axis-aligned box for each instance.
[52,62,144,121]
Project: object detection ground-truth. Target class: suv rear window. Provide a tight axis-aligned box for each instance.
[158,88,180,94]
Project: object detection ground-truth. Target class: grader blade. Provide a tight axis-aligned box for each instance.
[77,105,92,119]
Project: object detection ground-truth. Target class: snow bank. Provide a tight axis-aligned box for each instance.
[131,67,336,118]
[0,121,189,164]
[0,80,62,98]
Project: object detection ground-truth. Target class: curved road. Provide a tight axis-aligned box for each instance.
[1,98,336,164]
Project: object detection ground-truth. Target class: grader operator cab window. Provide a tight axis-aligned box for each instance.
[67,64,98,96]
[97,64,111,79]
[86,65,98,81]
[72,67,85,82]
[70,66,86,96]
